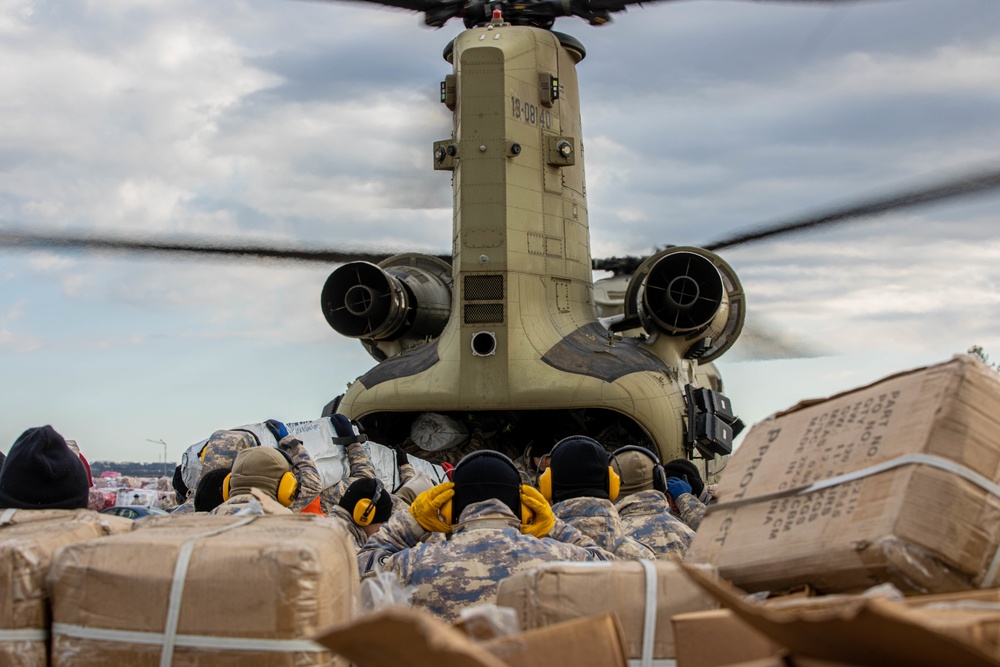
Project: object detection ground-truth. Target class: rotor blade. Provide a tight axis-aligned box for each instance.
[703,166,1000,252]
[300,0,447,14]
[0,228,449,265]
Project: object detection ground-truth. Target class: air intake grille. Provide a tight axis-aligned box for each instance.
[464,275,504,301]
[464,303,504,324]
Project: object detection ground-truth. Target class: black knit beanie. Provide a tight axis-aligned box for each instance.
[339,477,393,524]
[452,451,522,522]
[664,458,705,498]
[550,436,611,503]
[0,426,89,510]
[194,467,230,512]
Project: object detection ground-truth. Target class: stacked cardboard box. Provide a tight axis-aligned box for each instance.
[316,608,629,667]
[48,514,358,666]
[689,355,1000,595]
[682,564,1000,667]
[0,509,133,667]
[495,560,719,662]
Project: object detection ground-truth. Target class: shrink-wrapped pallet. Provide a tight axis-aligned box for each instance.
[0,508,133,667]
[49,513,358,666]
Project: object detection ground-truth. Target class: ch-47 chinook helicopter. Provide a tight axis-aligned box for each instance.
[2,0,1000,472]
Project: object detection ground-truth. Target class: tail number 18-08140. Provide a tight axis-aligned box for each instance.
[511,96,552,129]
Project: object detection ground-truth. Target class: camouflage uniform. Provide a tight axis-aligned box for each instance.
[615,490,694,560]
[319,442,377,514]
[327,503,370,549]
[552,496,655,560]
[280,436,323,513]
[398,461,416,487]
[172,430,259,515]
[357,498,613,621]
[511,444,542,486]
[210,487,293,516]
[675,485,717,531]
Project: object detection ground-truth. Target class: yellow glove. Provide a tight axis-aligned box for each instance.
[409,482,455,533]
[520,485,555,538]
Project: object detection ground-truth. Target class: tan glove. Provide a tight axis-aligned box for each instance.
[520,485,555,538]
[408,482,455,533]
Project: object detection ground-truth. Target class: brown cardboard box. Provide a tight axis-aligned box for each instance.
[683,564,1000,667]
[688,355,1000,595]
[0,508,133,667]
[314,608,628,667]
[495,560,719,660]
[672,609,783,667]
[49,514,358,666]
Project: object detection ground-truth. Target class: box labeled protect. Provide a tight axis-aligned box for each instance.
[688,355,1000,594]
[49,514,358,666]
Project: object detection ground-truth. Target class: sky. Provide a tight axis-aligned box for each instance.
[1,0,999,463]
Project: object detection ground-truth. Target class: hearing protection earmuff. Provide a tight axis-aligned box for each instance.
[538,437,621,503]
[440,450,534,527]
[612,445,669,494]
[222,447,299,507]
[353,478,384,526]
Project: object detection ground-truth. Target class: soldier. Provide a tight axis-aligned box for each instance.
[663,458,715,530]
[319,415,378,512]
[611,446,694,560]
[175,420,322,515]
[210,447,298,516]
[193,467,230,513]
[539,436,655,560]
[357,450,613,621]
[0,425,89,510]
[328,477,395,550]
[171,465,188,506]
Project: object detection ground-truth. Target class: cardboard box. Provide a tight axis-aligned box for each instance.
[0,509,133,667]
[673,609,783,667]
[689,355,1000,595]
[495,560,719,660]
[314,608,628,667]
[49,514,358,666]
[683,564,1000,667]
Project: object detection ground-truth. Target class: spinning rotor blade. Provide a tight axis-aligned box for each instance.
[703,166,1000,252]
[0,228,430,266]
[306,0,873,28]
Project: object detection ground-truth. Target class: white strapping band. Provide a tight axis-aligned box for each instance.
[52,624,326,653]
[160,516,256,667]
[0,629,47,642]
[638,559,657,667]
[708,453,1000,587]
[0,508,17,526]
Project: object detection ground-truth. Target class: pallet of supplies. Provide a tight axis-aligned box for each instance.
[49,514,358,666]
[0,508,133,667]
[495,560,719,663]
[688,355,1000,595]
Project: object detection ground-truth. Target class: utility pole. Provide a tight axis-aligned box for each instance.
[147,439,168,478]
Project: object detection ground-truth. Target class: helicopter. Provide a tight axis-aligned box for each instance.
[1,0,1000,464]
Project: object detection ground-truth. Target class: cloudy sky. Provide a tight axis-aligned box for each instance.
[1,0,999,463]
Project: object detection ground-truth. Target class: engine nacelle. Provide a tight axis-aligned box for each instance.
[321,254,452,357]
[623,247,745,362]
